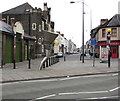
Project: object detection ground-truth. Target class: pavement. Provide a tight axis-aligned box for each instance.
[1,54,119,83]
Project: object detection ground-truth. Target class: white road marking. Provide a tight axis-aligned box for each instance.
[0,82,20,85]
[31,86,120,100]
[109,86,120,92]
[31,94,56,101]
[85,96,119,100]
[112,73,118,76]
[59,91,108,95]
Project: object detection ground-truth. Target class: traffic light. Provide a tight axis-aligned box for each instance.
[107,29,111,41]
[107,29,111,44]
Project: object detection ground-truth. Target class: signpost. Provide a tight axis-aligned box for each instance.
[90,39,97,67]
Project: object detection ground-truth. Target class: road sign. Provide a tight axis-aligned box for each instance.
[90,39,97,45]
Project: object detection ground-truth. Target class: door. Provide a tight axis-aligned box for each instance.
[16,41,22,62]
[111,47,118,58]
[5,36,13,63]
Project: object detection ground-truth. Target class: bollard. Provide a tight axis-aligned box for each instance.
[51,57,53,65]
[108,52,110,68]
[13,59,16,69]
[28,59,31,69]
[49,58,51,66]
[46,58,48,67]
[64,56,66,61]
[55,57,57,63]
[43,62,45,68]
[53,57,54,64]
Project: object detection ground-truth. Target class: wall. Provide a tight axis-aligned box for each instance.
[98,27,119,42]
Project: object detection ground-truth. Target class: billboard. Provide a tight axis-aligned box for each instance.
[100,47,108,61]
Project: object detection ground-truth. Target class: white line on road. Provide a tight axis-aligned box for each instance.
[84,96,120,100]
[30,94,56,101]
[58,91,109,95]
[112,73,118,76]
[109,86,120,92]
[30,86,120,100]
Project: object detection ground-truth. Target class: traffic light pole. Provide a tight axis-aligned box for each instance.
[108,45,110,67]
[107,29,111,68]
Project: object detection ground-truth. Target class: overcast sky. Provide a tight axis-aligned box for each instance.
[0,0,120,47]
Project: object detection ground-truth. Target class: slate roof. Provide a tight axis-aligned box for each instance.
[0,21,13,34]
[2,2,33,14]
[91,14,120,38]
[106,14,120,27]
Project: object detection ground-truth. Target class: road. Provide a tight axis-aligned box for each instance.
[2,73,119,100]
[2,54,119,100]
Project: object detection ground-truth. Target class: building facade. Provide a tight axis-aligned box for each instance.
[91,14,120,59]
[1,2,57,64]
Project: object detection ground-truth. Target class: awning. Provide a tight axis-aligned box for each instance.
[24,34,36,40]
[0,21,14,34]
[42,30,58,44]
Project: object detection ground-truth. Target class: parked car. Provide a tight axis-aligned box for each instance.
[56,52,63,57]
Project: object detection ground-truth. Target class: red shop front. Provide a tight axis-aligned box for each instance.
[99,41,120,58]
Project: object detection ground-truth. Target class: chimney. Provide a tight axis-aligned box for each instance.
[44,3,48,11]
[100,19,108,25]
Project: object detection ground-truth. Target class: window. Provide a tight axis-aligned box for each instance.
[111,28,117,37]
[102,29,106,37]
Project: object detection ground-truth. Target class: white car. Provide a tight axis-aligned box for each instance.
[56,52,63,57]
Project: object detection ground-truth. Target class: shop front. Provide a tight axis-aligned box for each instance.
[99,41,120,59]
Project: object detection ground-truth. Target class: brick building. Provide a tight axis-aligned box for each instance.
[91,14,120,59]
[1,2,57,64]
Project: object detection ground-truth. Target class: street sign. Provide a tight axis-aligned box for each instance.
[90,39,97,45]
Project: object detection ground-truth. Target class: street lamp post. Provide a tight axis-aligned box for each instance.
[70,0,85,63]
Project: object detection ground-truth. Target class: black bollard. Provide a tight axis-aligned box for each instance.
[64,56,66,61]
[49,58,51,66]
[53,57,55,64]
[28,59,31,69]
[46,58,48,67]
[51,57,53,65]
[43,62,45,68]
[13,59,16,69]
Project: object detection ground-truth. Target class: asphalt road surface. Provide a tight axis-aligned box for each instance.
[2,73,119,101]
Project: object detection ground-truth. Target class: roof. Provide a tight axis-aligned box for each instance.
[0,21,13,34]
[91,14,120,38]
[42,30,58,44]
[106,14,120,27]
[2,2,33,14]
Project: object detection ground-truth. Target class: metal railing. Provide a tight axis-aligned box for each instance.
[39,56,59,70]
